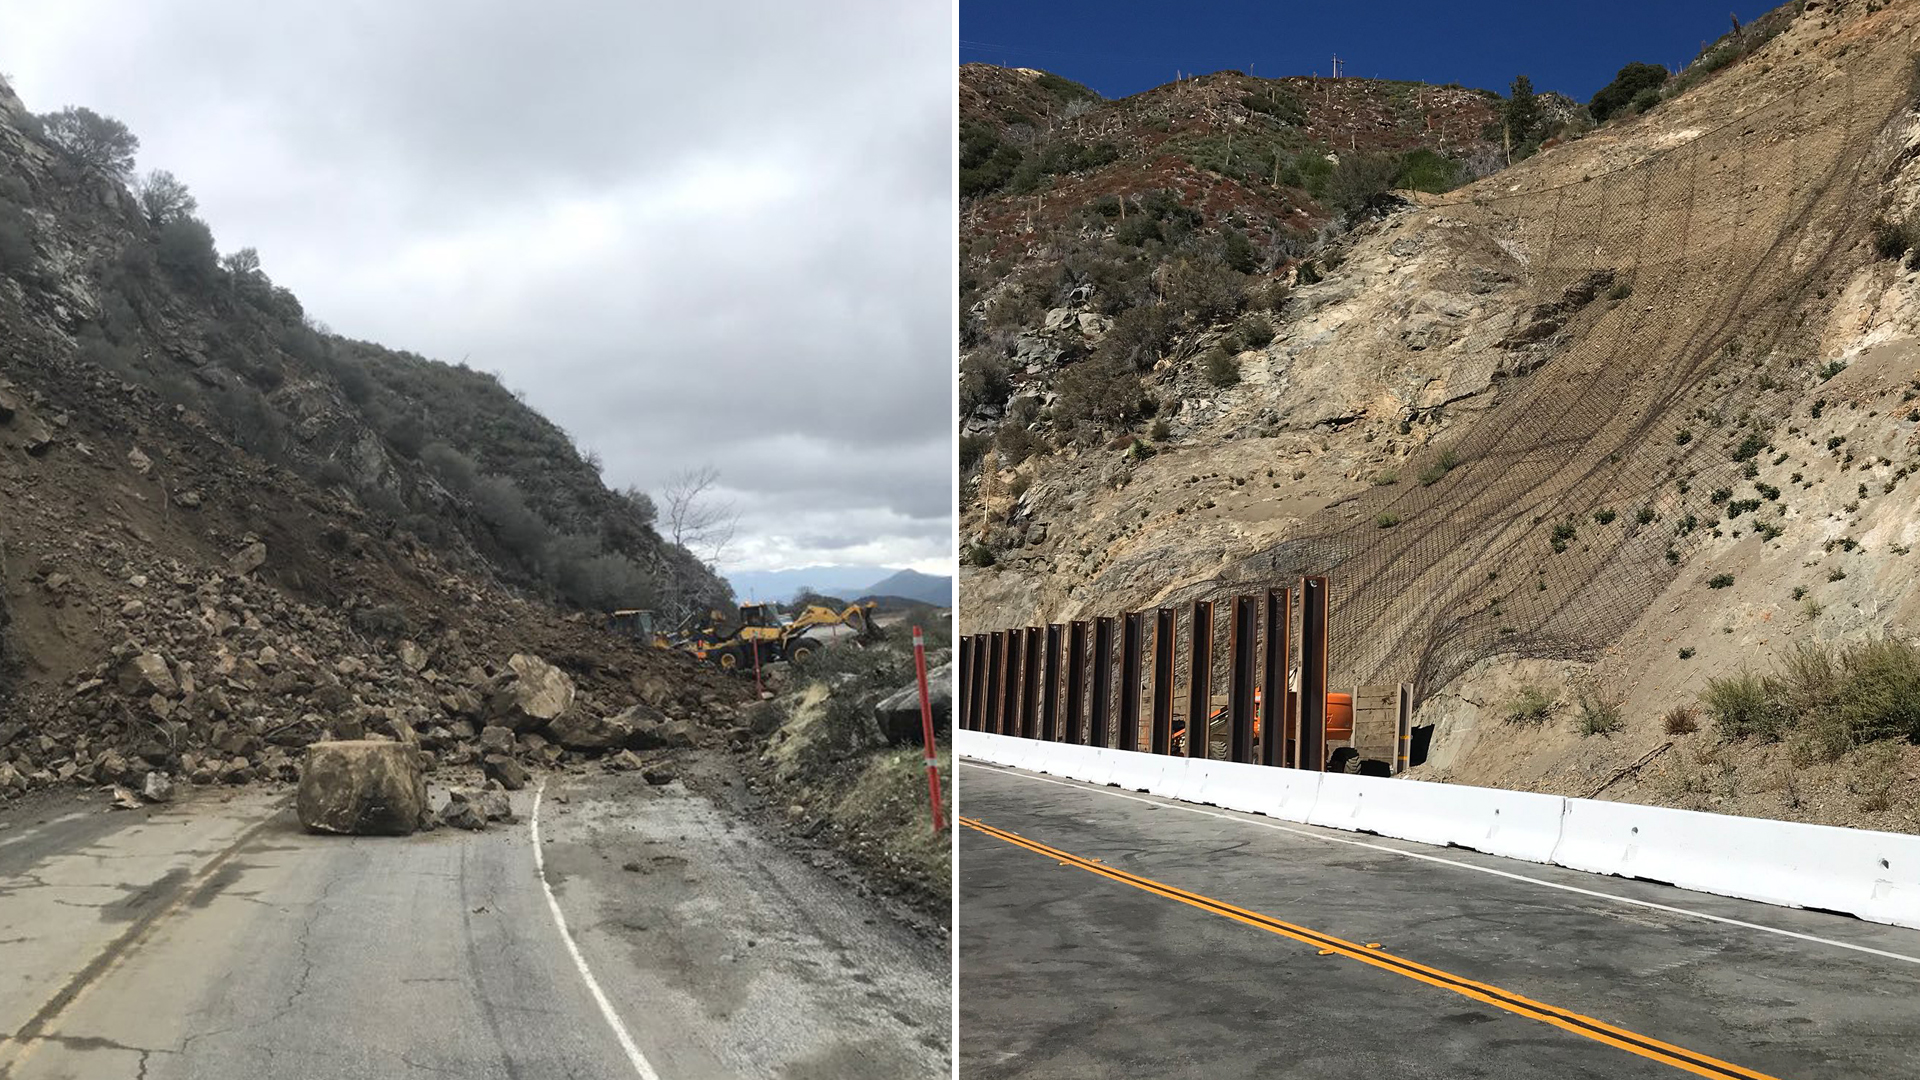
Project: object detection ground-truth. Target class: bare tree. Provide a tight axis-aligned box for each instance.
[660,465,739,566]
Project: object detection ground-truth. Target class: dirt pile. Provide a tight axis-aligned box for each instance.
[746,624,952,918]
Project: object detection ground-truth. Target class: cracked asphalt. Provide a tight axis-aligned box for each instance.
[0,770,949,1078]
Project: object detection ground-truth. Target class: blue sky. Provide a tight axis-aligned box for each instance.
[961,1,1785,102]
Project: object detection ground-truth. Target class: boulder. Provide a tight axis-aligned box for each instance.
[478,724,516,754]
[874,663,950,745]
[397,640,429,672]
[437,787,513,830]
[619,704,696,750]
[118,653,178,698]
[482,753,530,791]
[486,654,575,732]
[229,541,268,576]
[141,771,175,803]
[438,792,487,830]
[296,740,428,836]
[545,707,641,751]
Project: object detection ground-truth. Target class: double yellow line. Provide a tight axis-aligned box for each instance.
[962,815,1785,1080]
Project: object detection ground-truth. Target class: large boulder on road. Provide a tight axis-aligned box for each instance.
[296,740,428,835]
[486,654,576,732]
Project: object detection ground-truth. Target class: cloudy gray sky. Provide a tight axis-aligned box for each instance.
[0,0,954,575]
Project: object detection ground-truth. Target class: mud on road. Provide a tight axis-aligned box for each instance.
[0,767,949,1079]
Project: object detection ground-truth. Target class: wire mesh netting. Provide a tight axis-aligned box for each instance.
[1185,31,1919,698]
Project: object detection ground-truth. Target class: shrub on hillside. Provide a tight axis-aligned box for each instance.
[0,200,33,277]
[156,216,219,287]
[1505,686,1557,725]
[1330,151,1401,220]
[1098,303,1175,370]
[1588,63,1668,123]
[472,474,551,566]
[134,169,197,226]
[1703,638,1920,755]
[1203,347,1241,387]
[1163,261,1246,325]
[1055,353,1145,434]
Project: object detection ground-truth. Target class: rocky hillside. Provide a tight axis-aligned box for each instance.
[0,75,744,804]
[0,76,728,623]
[961,0,1920,832]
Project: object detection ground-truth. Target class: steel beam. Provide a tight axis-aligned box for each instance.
[1117,612,1144,752]
[1065,621,1088,744]
[1299,576,1329,771]
[1006,626,1021,734]
[1261,589,1290,766]
[1151,608,1175,754]
[1228,595,1257,764]
[958,636,972,730]
[1089,616,1115,748]
[985,632,1004,735]
[1186,601,1214,759]
[1041,624,1063,742]
[1021,627,1042,739]
[972,634,989,732]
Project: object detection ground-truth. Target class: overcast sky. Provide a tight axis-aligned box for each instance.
[0,0,953,575]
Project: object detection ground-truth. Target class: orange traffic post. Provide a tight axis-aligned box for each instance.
[911,626,946,833]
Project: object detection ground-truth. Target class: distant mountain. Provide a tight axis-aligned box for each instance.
[728,566,895,603]
[858,569,952,606]
[726,566,954,606]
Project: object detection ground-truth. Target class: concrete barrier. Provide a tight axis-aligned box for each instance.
[1552,798,1920,927]
[1105,748,1176,794]
[1312,773,1567,864]
[958,730,1920,930]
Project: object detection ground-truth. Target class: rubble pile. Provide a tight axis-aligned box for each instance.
[0,532,747,803]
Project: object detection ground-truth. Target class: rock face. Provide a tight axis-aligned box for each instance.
[487,653,575,732]
[296,740,428,836]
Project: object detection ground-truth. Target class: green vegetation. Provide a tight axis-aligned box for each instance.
[1873,216,1915,260]
[1505,686,1558,725]
[1708,573,1735,589]
[31,105,139,178]
[1374,511,1402,528]
[1204,347,1242,387]
[1577,696,1624,736]
[1703,639,1920,757]
[1588,62,1668,123]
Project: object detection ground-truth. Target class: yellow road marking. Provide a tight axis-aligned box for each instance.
[961,815,1788,1080]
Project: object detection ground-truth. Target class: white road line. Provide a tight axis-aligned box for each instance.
[0,812,90,849]
[963,761,1920,967]
[530,779,664,1080]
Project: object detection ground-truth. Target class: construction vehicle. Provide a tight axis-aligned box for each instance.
[605,609,671,649]
[697,601,881,671]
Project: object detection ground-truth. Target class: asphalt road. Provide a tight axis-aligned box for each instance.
[0,769,948,1079]
[959,760,1920,1080]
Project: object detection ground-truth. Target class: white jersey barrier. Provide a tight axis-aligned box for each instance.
[959,730,1920,931]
